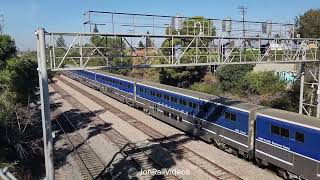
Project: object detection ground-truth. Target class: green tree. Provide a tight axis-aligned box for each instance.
[295,9,320,38]
[261,81,300,112]
[0,35,17,69]
[56,35,66,47]
[0,35,44,178]
[5,58,38,104]
[217,64,254,91]
[158,16,216,87]
[146,31,153,47]
[93,24,99,33]
[138,41,144,48]
[159,66,207,88]
[241,71,286,95]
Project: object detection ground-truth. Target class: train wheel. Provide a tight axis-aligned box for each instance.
[277,168,289,179]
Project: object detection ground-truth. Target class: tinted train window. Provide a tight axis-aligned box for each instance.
[171,97,177,103]
[295,132,304,142]
[224,112,236,121]
[271,125,280,135]
[189,101,193,108]
[192,103,197,109]
[281,128,289,138]
[151,91,155,96]
[182,100,186,106]
[271,125,289,138]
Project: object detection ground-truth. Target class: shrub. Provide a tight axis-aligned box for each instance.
[190,82,222,95]
[241,71,286,95]
[217,64,254,91]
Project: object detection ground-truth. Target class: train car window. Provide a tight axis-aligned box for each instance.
[230,113,236,121]
[192,103,197,109]
[128,84,131,88]
[224,112,236,121]
[171,97,177,103]
[271,125,289,138]
[179,99,183,104]
[280,128,289,138]
[183,100,187,106]
[189,101,193,108]
[271,125,280,135]
[164,111,170,116]
[295,132,304,142]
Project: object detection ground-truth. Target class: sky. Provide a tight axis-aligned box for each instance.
[1,0,320,51]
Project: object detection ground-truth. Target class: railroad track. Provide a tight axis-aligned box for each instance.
[56,75,243,180]
[51,102,105,180]
[51,83,180,180]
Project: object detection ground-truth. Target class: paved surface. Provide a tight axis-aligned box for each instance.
[52,75,282,180]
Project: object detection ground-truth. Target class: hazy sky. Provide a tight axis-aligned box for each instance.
[1,0,320,51]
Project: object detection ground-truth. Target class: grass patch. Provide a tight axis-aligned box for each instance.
[190,82,222,95]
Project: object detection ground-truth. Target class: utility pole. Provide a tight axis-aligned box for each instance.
[36,28,55,180]
[0,14,4,35]
[238,6,247,37]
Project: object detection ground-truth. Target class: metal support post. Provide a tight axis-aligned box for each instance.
[171,36,174,64]
[80,35,83,68]
[299,63,305,114]
[144,36,147,64]
[36,28,54,180]
[316,63,320,117]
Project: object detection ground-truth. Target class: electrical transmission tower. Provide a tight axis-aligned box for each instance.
[238,6,247,37]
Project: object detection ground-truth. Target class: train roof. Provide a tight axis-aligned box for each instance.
[257,108,320,130]
[93,70,260,112]
[141,80,260,111]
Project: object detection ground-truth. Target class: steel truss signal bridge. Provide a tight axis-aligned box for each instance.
[43,11,320,118]
[44,11,320,118]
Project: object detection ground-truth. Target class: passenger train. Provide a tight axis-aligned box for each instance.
[64,69,320,180]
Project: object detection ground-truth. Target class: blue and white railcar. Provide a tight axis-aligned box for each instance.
[255,108,320,179]
[136,80,259,158]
